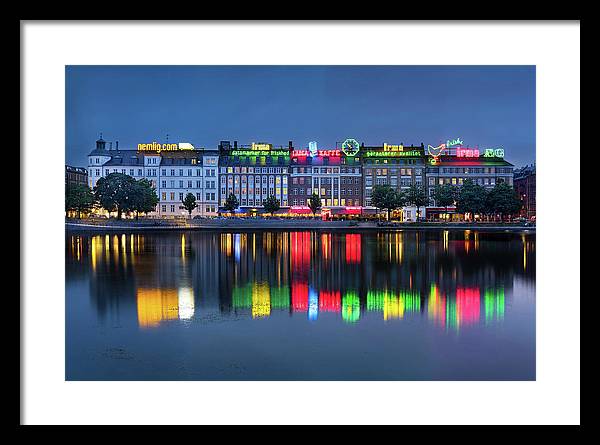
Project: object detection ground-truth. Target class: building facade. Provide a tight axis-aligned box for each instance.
[289,140,362,217]
[218,141,291,213]
[513,164,536,220]
[87,137,219,217]
[361,143,426,206]
[66,165,88,188]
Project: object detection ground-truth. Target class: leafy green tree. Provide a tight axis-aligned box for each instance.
[223,193,239,213]
[432,184,456,215]
[405,184,430,221]
[308,192,322,218]
[181,192,197,218]
[126,178,159,219]
[486,182,523,221]
[65,184,95,219]
[94,173,136,219]
[456,179,487,222]
[371,185,402,221]
[263,195,281,216]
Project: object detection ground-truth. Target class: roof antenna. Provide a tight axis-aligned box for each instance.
[166,133,169,144]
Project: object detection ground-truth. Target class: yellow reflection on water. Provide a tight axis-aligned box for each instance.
[91,236,98,271]
[443,230,449,252]
[252,282,271,318]
[136,288,179,328]
[181,233,186,261]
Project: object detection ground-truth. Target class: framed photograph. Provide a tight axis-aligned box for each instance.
[21,20,580,426]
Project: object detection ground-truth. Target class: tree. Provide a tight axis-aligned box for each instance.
[126,178,159,219]
[371,185,402,221]
[308,192,322,218]
[65,184,95,219]
[456,179,487,222]
[94,173,137,219]
[181,192,198,219]
[223,193,239,213]
[263,195,281,216]
[432,184,457,217]
[405,184,430,221]
[486,182,523,221]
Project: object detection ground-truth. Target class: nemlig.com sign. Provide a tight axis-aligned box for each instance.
[137,142,195,153]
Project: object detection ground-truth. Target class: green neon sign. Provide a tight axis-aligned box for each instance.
[364,150,422,158]
[230,150,290,157]
[483,148,505,158]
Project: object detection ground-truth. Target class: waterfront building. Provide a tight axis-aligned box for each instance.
[361,142,426,220]
[424,143,514,220]
[513,164,536,220]
[289,139,363,218]
[218,141,291,214]
[65,165,88,189]
[87,136,220,217]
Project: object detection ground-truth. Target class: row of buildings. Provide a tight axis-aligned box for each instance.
[78,136,532,220]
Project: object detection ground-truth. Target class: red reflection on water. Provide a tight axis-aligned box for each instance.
[319,290,341,312]
[345,234,361,264]
[292,281,309,312]
[456,287,481,325]
[291,232,311,274]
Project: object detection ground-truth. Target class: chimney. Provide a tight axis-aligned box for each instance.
[361,142,365,148]
[234,141,238,149]
[288,140,293,149]
[116,141,119,150]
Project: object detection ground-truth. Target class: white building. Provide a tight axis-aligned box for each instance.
[87,137,219,217]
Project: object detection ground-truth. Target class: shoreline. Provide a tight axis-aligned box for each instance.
[65,220,535,233]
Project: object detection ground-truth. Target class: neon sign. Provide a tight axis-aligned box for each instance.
[341,138,360,156]
[308,141,318,157]
[382,143,404,151]
[364,150,421,157]
[231,149,289,157]
[251,143,272,151]
[446,138,463,147]
[483,148,505,158]
[137,142,195,153]
[456,147,480,158]
[427,143,446,157]
[291,149,341,157]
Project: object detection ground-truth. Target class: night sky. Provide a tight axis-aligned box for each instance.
[65,65,535,168]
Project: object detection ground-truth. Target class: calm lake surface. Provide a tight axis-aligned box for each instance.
[66,229,535,380]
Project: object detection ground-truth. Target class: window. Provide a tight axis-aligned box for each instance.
[170,205,175,212]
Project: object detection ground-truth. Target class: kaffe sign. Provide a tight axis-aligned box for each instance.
[137,142,195,153]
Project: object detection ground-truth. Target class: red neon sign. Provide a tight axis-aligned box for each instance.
[291,149,341,157]
[456,148,480,158]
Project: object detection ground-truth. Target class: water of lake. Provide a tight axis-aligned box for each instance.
[66,229,535,380]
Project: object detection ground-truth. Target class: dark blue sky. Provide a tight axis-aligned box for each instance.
[66,65,535,167]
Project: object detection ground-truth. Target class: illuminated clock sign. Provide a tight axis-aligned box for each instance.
[483,148,505,158]
[137,142,195,153]
[456,147,480,158]
[231,149,289,157]
[341,138,360,156]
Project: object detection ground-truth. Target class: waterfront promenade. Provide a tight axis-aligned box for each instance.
[65,218,535,232]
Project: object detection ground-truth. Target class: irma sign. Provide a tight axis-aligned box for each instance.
[137,142,195,153]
